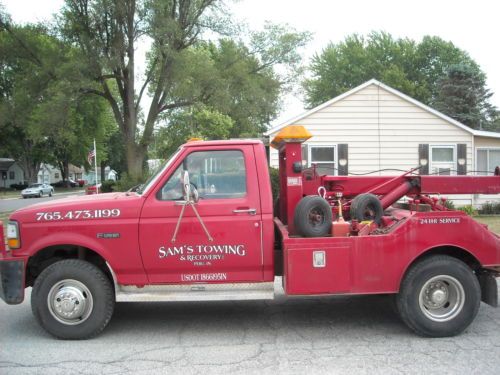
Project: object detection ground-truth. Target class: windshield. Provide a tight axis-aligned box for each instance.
[136,148,182,195]
[29,184,42,188]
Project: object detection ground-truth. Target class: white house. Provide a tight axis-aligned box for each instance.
[265,79,500,207]
[0,158,25,188]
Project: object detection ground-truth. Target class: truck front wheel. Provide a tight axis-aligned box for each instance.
[31,259,115,339]
[396,255,480,337]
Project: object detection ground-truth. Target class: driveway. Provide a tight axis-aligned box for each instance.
[0,279,498,374]
[0,191,85,213]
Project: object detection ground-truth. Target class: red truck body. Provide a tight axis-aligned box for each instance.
[1,127,499,339]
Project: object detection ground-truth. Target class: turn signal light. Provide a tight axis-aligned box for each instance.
[8,238,20,249]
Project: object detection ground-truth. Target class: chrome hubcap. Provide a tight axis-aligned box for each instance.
[418,275,464,322]
[47,279,93,325]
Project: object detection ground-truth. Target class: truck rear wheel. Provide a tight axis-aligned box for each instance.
[31,259,115,339]
[396,255,480,337]
[294,195,332,237]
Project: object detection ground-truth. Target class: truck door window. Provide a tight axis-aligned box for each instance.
[158,150,247,200]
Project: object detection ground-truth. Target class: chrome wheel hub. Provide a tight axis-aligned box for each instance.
[418,275,465,322]
[48,279,93,325]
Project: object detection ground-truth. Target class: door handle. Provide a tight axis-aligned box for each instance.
[233,208,257,215]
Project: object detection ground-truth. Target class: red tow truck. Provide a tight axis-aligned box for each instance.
[1,125,499,339]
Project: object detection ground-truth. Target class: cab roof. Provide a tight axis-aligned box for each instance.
[182,139,264,148]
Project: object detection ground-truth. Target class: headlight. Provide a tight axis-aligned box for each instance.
[7,221,21,249]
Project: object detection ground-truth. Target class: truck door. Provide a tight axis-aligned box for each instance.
[139,146,264,283]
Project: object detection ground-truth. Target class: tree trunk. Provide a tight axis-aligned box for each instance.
[100,160,106,182]
[125,142,145,181]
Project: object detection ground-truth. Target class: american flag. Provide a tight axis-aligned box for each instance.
[87,149,95,164]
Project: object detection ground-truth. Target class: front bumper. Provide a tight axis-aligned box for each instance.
[0,257,26,304]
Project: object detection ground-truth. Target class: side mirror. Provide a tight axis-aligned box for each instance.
[182,171,199,203]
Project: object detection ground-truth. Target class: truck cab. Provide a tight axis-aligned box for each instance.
[1,126,499,339]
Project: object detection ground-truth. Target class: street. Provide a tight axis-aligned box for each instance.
[0,191,85,213]
[0,279,499,374]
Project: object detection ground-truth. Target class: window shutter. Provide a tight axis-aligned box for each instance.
[301,144,309,166]
[418,144,429,175]
[338,144,349,175]
[457,144,467,175]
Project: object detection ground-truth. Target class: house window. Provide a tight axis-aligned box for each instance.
[9,171,15,180]
[309,145,336,175]
[477,149,500,175]
[430,145,456,175]
[55,173,60,179]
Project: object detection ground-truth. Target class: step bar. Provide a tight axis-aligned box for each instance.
[115,282,275,302]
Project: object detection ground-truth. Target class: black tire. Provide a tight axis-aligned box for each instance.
[49,190,53,197]
[349,193,383,224]
[31,259,115,339]
[294,195,332,237]
[38,191,43,198]
[396,255,480,337]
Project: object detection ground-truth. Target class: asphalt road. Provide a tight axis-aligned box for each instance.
[0,279,499,374]
[0,191,85,213]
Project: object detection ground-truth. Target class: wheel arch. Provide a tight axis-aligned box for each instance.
[26,243,115,289]
[398,245,482,292]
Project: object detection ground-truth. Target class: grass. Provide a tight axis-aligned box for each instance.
[474,216,500,234]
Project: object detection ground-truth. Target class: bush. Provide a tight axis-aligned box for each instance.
[478,201,500,215]
[269,167,280,201]
[441,199,455,210]
[101,180,116,193]
[113,173,144,192]
[10,183,28,190]
[457,205,476,216]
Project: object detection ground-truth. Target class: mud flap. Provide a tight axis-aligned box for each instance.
[478,272,498,307]
[0,259,25,305]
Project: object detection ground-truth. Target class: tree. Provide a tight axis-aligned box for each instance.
[0,16,116,185]
[303,32,497,129]
[58,1,310,180]
[154,106,234,158]
[434,64,497,130]
[0,22,59,183]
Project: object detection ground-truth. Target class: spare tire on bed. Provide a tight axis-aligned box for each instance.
[349,193,383,224]
[294,195,332,237]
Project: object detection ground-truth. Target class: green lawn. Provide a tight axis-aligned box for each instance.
[474,216,500,234]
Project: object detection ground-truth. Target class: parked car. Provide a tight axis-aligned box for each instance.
[85,183,102,195]
[76,179,85,187]
[21,183,54,198]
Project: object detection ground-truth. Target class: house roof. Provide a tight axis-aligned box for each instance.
[0,158,15,171]
[265,79,500,139]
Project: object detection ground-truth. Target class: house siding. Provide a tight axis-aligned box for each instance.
[268,83,476,205]
[270,84,473,177]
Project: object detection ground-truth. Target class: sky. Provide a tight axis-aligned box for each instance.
[3,0,500,126]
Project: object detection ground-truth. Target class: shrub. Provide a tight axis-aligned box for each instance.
[101,180,116,193]
[113,173,145,192]
[457,205,476,216]
[441,199,455,210]
[478,201,500,215]
[269,167,280,201]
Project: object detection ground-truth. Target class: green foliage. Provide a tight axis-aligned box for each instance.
[457,205,476,216]
[478,202,500,215]
[435,64,497,129]
[154,107,234,158]
[269,167,280,201]
[442,199,455,210]
[304,32,497,129]
[113,173,145,192]
[100,179,116,193]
